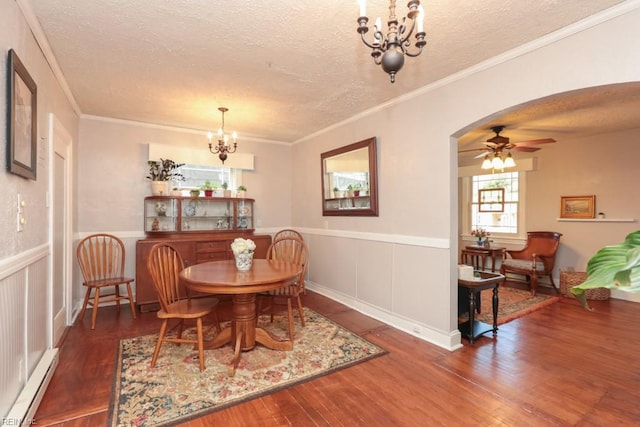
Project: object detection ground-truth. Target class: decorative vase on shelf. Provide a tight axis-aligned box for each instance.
[477,239,483,246]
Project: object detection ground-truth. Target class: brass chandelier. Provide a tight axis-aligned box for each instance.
[357,0,426,83]
[207,107,237,164]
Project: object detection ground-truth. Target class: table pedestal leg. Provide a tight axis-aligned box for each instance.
[222,293,293,376]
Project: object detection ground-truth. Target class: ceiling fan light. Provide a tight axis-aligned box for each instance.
[481,155,492,169]
[492,154,504,170]
[503,152,516,168]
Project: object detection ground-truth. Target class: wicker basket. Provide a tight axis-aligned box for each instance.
[559,270,610,300]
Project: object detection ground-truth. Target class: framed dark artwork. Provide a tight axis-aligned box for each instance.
[560,195,595,219]
[7,49,37,180]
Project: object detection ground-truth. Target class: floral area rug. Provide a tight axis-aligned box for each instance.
[107,308,387,426]
[459,286,560,326]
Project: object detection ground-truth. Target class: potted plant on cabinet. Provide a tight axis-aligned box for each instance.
[190,188,200,198]
[201,180,216,197]
[147,158,184,195]
[222,182,232,197]
[237,185,247,198]
[333,187,344,198]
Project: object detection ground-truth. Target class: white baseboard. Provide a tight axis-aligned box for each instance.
[6,348,59,426]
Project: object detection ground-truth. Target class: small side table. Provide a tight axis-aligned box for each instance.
[458,271,504,344]
[465,246,506,272]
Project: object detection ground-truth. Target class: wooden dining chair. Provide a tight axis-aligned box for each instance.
[147,243,220,372]
[258,237,309,342]
[273,228,304,242]
[76,233,137,330]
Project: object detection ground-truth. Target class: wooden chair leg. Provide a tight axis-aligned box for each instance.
[126,283,137,319]
[296,295,305,327]
[115,285,121,312]
[91,288,101,330]
[79,287,91,321]
[530,274,538,296]
[151,320,169,368]
[287,299,295,342]
[212,309,221,333]
[196,318,205,372]
[176,320,185,345]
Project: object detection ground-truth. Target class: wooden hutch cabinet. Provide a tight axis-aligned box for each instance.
[135,196,271,311]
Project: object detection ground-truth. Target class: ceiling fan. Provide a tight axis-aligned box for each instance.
[459,125,556,159]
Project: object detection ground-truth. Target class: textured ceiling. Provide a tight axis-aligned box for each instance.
[27,0,632,145]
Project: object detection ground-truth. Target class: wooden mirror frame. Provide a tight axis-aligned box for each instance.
[321,137,378,216]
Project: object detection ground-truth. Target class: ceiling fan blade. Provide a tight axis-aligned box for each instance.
[513,138,556,147]
[458,148,488,153]
[473,151,490,159]
[512,146,541,152]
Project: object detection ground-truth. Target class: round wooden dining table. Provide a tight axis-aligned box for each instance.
[179,258,301,375]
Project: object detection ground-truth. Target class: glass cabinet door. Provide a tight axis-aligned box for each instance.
[144,197,178,232]
[181,198,234,231]
[236,199,253,230]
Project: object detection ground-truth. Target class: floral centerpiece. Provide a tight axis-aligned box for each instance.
[231,238,256,271]
[471,228,490,245]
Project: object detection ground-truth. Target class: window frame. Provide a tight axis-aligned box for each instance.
[462,171,526,242]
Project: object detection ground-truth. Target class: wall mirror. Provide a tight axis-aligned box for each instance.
[321,137,378,216]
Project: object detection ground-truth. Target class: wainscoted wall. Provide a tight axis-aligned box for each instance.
[0,246,49,417]
[299,229,460,350]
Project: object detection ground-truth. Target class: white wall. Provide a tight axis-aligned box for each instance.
[1,0,79,418]
[293,4,640,349]
[77,116,293,234]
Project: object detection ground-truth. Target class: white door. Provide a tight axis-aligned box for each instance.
[50,114,72,346]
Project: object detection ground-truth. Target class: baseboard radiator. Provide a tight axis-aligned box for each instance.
[5,348,58,425]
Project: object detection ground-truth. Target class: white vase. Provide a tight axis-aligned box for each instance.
[234,251,254,271]
[150,181,168,195]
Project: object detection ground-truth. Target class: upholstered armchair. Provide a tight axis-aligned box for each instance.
[500,231,563,295]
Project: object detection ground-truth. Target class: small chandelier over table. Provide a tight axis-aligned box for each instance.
[207,107,237,164]
[357,0,426,83]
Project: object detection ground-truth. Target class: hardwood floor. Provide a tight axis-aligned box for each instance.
[34,285,640,426]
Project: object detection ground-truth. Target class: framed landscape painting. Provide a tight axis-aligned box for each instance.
[7,49,37,180]
[560,195,595,219]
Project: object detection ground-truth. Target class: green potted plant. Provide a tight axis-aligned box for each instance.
[147,158,184,195]
[190,188,200,198]
[352,183,362,197]
[222,181,232,197]
[237,185,247,198]
[346,184,354,197]
[571,230,640,309]
[200,180,216,197]
[333,187,344,198]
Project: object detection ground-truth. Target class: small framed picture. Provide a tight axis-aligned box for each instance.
[478,188,505,212]
[7,49,38,180]
[560,195,595,219]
